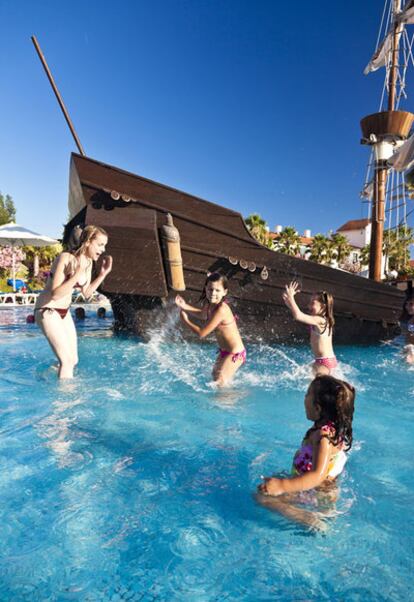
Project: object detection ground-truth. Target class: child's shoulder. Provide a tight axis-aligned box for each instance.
[306,422,336,442]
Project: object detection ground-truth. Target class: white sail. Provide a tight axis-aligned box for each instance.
[360,181,374,200]
[364,33,393,74]
[388,134,414,171]
[397,0,414,24]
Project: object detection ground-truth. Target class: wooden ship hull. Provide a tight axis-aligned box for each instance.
[64,153,405,344]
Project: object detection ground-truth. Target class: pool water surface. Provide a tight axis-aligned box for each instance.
[0,308,413,600]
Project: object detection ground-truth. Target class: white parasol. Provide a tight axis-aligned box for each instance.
[0,222,58,291]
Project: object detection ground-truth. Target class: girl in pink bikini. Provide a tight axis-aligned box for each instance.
[35,225,112,378]
[257,375,355,529]
[175,272,246,386]
[283,281,337,375]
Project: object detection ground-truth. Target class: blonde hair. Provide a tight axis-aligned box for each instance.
[74,225,108,257]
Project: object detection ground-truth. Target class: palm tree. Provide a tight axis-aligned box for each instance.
[359,244,370,268]
[330,233,352,267]
[308,233,332,264]
[244,213,272,248]
[274,226,301,256]
[384,226,414,275]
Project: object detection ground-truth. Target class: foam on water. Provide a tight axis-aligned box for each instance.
[0,307,413,600]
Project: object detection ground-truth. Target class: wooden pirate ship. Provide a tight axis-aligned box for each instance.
[62,152,404,343]
[31,29,408,343]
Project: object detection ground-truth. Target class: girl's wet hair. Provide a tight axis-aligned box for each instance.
[400,294,414,322]
[307,375,355,451]
[313,290,335,334]
[73,225,108,257]
[200,271,229,302]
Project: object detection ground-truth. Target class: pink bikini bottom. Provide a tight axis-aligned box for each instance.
[314,356,338,370]
[218,348,247,363]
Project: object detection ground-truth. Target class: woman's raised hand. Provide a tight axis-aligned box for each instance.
[100,255,113,277]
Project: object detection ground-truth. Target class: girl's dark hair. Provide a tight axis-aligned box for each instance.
[200,272,229,303]
[313,290,335,334]
[308,375,355,451]
[400,294,414,322]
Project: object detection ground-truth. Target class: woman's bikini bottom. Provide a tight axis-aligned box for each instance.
[35,307,69,320]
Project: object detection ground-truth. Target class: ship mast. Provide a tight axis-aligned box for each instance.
[361,0,413,281]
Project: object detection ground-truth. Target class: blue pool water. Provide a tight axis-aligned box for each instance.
[0,307,413,601]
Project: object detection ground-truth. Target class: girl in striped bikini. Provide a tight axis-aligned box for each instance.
[35,225,112,378]
[175,272,246,387]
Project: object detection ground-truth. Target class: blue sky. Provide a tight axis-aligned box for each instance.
[0,0,402,239]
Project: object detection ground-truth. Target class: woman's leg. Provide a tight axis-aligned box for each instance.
[61,311,79,370]
[212,353,244,387]
[36,309,77,378]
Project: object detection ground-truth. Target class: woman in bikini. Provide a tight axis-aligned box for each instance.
[283,281,337,375]
[35,225,112,378]
[175,272,246,387]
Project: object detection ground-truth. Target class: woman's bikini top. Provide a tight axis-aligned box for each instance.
[292,422,347,479]
[50,271,88,289]
[49,257,90,289]
[407,322,414,333]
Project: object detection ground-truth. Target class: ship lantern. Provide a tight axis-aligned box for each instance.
[160,213,186,292]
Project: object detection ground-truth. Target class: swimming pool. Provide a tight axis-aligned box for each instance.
[0,308,413,600]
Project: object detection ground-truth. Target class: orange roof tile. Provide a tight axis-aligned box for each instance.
[337,219,370,232]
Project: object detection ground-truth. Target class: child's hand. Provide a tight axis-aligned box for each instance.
[175,295,186,309]
[282,281,300,305]
[258,477,285,496]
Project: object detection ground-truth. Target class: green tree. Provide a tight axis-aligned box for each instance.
[359,244,370,267]
[274,226,301,256]
[308,233,333,264]
[330,233,352,266]
[244,213,272,248]
[23,244,62,276]
[0,192,16,225]
[384,226,414,275]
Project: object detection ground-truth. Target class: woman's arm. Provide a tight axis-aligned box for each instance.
[282,282,324,328]
[81,255,113,300]
[180,304,226,338]
[258,437,331,495]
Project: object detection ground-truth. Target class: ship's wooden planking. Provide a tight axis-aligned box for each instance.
[64,153,405,343]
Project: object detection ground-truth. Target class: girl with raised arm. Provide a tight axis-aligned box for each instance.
[283,281,337,375]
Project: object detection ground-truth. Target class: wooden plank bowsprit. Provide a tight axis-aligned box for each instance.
[66,152,405,342]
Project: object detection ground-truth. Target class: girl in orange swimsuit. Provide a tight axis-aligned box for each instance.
[257,375,355,529]
[283,281,337,375]
[175,272,246,387]
[35,225,113,379]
